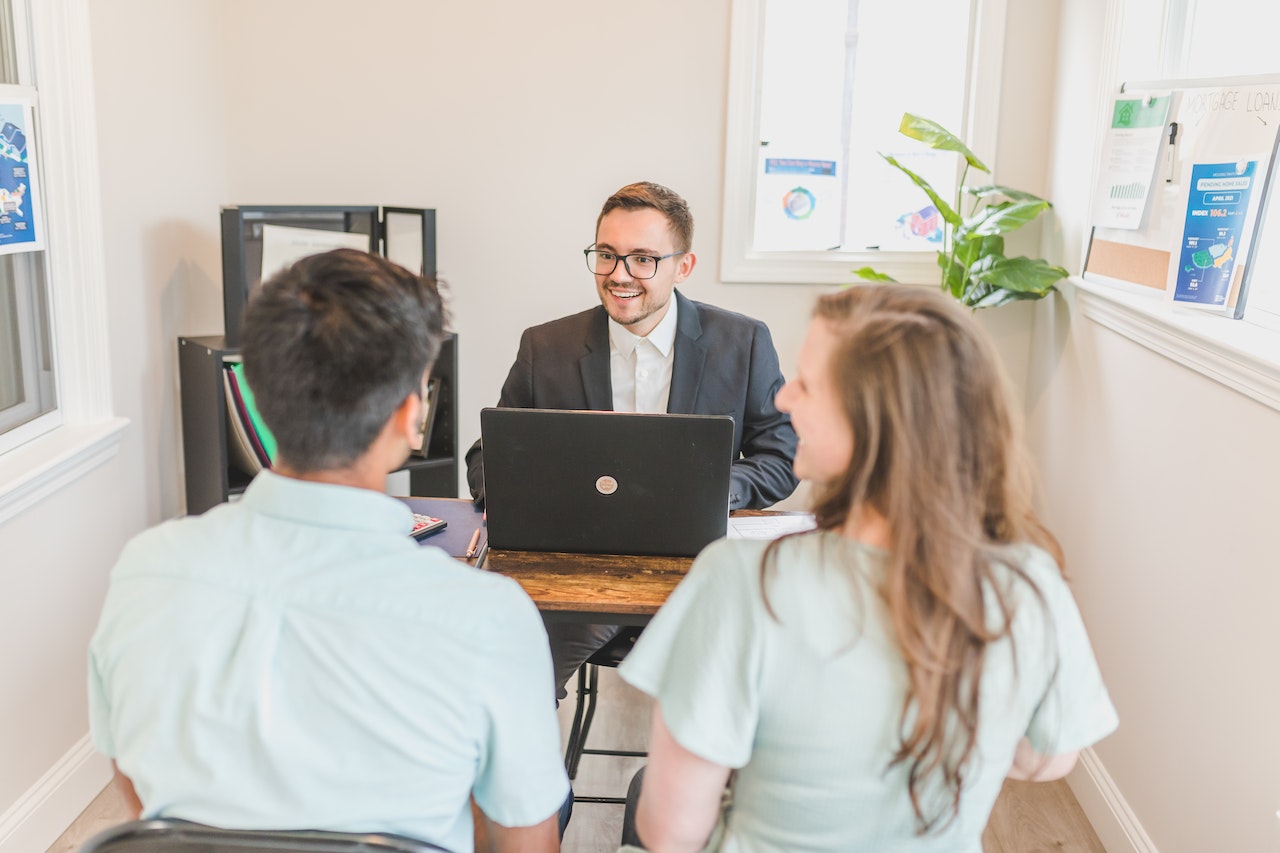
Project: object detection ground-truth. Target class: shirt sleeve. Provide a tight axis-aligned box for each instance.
[1021,555,1119,756]
[86,642,116,758]
[728,322,799,510]
[619,539,767,769]
[470,582,571,827]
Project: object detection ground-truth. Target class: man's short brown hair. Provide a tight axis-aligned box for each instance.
[596,181,694,253]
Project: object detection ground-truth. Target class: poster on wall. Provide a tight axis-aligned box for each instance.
[752,153,841,251]
[1085,79,1280,317]
[1090,93,1172,230]
[1171,160,1257,306]
[0,100,43,255]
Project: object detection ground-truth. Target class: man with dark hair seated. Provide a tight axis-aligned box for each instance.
[89,249,568,852]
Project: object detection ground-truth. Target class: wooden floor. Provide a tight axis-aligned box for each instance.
[46,668,1104,853]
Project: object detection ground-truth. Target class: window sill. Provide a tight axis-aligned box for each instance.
[1071,275,1280,413]
[0,418,130,526]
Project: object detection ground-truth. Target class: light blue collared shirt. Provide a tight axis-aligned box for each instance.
[89,471,568,852]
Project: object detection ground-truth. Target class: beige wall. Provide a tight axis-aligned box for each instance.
[213,0,826,464]
[1035,1,1280,850]
[19,2,1275,852]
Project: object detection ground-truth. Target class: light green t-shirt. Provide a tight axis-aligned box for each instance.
[619,532,1117,852]
[89,471,569,853]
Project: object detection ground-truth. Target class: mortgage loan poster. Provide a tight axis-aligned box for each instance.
[0,100,42,255]
[1172,160,1256,306]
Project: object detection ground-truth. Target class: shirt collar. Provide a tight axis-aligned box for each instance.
[607,295,679,358]
[240,469,414,535]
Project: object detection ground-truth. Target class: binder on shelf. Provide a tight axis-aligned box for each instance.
[222,360,277,475]
[412,377,443,458]
[223,373,263,477]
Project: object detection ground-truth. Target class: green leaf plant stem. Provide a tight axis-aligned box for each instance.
[855,113,1068,309]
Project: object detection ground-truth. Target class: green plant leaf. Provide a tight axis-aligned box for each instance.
[966,287,1048,309]
[955,234,1000,270]
[938,251,966,298]
[966,184,1050,205]
[966,200,1051,236]
[882,154,961,226]
[852,266,896,282]
[968,256,1067,294]
[898,113,990,173]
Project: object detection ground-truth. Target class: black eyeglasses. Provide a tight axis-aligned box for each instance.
[584,246,685,280]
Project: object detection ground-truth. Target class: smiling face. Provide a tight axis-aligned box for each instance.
[593,207,696,338]
[775,316,854,486]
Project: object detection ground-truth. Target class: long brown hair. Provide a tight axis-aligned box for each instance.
[769,284,1062,832]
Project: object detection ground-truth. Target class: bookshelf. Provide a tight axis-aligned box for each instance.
[178,333,459,515]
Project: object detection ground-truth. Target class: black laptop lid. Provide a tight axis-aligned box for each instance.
[481,408,734,557]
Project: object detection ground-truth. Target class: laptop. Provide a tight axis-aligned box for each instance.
[480,407,734,557]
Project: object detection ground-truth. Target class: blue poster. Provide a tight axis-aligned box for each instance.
[0,101,40,254]
[1173,161,1256,306]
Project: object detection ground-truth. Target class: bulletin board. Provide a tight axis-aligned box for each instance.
[1084,75,1280,318]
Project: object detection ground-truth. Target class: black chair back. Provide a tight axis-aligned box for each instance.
[79,818,450,852]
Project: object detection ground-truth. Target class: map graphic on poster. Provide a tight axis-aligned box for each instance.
[1173,161,1256,306]
[0,101,41,254]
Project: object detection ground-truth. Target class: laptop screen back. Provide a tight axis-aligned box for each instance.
[480,408,734,557]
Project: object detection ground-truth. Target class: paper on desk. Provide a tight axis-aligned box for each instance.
[727,514,816,540]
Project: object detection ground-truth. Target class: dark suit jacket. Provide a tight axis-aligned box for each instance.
[466,290,798,510]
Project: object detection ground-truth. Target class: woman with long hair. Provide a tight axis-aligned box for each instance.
[617,285,1117,851]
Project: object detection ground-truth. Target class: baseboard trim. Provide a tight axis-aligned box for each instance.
[1068,747,1159,853]
[0,735,111,853]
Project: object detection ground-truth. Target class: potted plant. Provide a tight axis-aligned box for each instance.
[855,113,1067,309]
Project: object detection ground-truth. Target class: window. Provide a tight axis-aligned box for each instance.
[0,0,57,451]
[721,0,1008,284]
[0,0,124,523]
[0,254,56,437]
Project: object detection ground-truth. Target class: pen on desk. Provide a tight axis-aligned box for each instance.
[465,526,482,559]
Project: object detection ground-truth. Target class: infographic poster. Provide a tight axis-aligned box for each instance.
[1091,94,1172,230]
[1173,160,1255,306]
[753,154,841,251]
[0,100,42,255]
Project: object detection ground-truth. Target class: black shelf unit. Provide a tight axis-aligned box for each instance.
[179,333,459,515]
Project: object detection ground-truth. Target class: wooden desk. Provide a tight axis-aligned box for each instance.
[481,549,691,625]
[401,497,803,624]
[481,510,804,624]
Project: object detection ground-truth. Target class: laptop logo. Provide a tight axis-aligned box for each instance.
[595,475,619,495]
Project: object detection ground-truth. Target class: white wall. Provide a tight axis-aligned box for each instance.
[210,0,828,465]
[0,3,231,850]
[1034,1,1280,850]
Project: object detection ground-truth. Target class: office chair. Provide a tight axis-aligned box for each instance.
[78,818,449,852]
[563,627,647,805]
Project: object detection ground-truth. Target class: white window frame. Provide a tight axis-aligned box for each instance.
[1073,0,1280,414]
[0,0,127,525]
[719,0,1009,284]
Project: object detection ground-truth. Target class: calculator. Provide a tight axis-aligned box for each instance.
[410,513,447,540]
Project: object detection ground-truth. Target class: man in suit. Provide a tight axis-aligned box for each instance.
[466,181,798,697]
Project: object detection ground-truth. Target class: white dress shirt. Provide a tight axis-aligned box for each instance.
[608,298,678,414]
